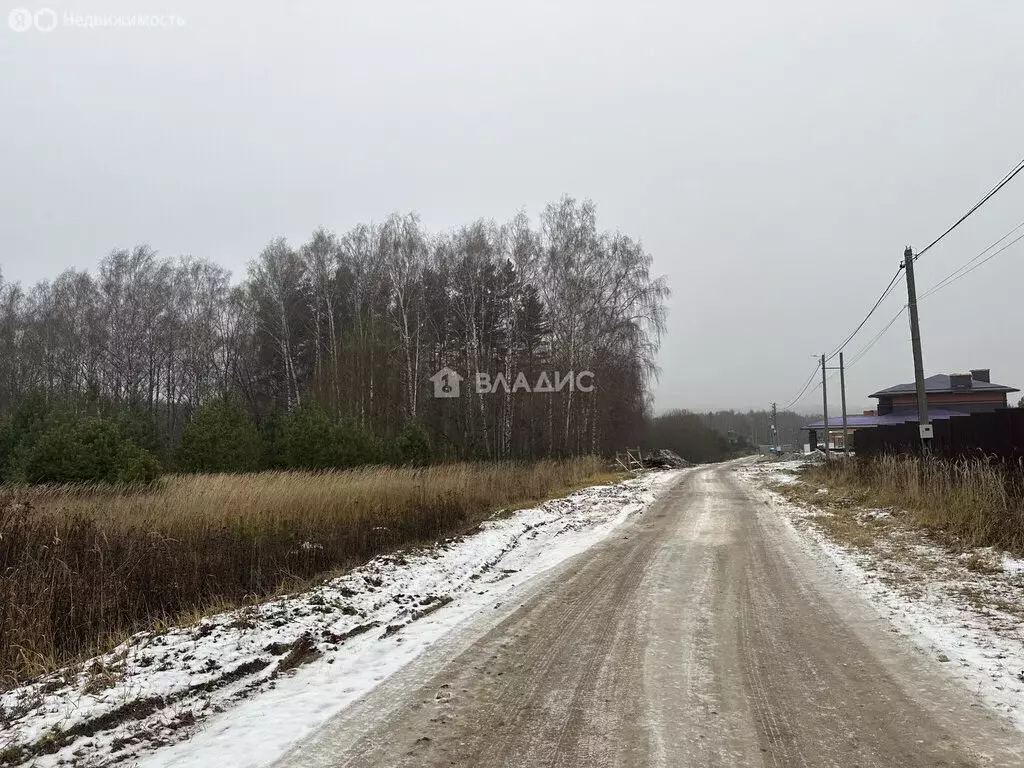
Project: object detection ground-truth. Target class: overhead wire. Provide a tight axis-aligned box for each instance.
[781,360,821,411]
[782,150,1024,410]
[843,217,1024,370]
[825,152,1024,364]
[914,154,1024,262]
[823,267,904,363]
[790,369,841,410]
[845,305,906,370]
[919,225,1024,300]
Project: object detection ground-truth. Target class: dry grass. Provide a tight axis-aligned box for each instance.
[0,457,611,688]
[770,479,890,552]
[802,456,1024,555]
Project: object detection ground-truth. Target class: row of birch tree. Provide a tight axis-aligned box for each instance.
[0,197,669,462]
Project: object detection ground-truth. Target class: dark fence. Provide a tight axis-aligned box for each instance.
[854,408,1024,460]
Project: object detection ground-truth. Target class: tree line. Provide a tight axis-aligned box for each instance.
[0,197,671,481]
[640,407,817,464]
[700,409,810,452]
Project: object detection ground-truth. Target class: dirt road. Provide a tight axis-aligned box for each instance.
[274,464,1023,767]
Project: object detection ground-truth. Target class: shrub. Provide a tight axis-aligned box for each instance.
[274,403,338,470]
[264,407,427,471]
[336,420,384,468]
[14,416,162,485]
[257,409,285,469]
[114,403,162,458]
[117,444,163,484]
[270,405,386,470]
[389,423,432,466]
[1,393,52,480]
[179,399,263,473]
[14,421,78,483]
[0,419,11,478]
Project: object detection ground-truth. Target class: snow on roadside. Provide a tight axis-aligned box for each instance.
[0,469,683,768]
[739,460,1024,731]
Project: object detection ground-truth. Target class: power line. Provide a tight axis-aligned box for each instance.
[842,222,1024,370]
[823,267,905,362]
[781,150,1024,409]
[919,225,1024,300]
[914,154,1024,262]
[781,360,820,411]
[792,369,841,409]
[823,153,1024,366]
[905,152,1024,450]
[845,305,906,369]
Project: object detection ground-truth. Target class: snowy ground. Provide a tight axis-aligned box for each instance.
[0,470,683,768]
[739,459,1024,732]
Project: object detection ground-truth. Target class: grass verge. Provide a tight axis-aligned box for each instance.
[784,455,1024,556]
[0,457,611,688]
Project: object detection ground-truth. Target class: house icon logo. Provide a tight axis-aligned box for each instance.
[430,366,463,398]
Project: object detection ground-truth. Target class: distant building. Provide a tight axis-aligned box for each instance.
[870,369,1017,415]
[803,368,1018,451]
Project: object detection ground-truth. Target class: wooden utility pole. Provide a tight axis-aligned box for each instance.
[839,351,849,457]
[771,401,778,453]
[903,247,932,451]
[821,353,829,457]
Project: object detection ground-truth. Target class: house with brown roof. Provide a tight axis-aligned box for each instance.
[803,368,1018,451]
[870,368,1017,416]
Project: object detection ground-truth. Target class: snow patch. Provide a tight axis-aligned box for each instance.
[0,470,684,767]
[738,461,1024,732]
[1004,555,1024,576]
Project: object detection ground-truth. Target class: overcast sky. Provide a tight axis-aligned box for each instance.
[2,0,1023,414]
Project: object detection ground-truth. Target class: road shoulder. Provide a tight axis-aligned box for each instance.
[738,459,1024,737]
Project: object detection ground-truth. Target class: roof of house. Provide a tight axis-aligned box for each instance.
[802,409,973,431]
[869,374,1018,398]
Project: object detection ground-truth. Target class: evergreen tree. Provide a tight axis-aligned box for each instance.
[179,398,263,473]
[13,415,161,484]
[390,423,432,466]
[274,403,338,470]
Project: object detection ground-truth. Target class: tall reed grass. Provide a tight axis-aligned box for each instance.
[805,456,1024,555]
[0,457,608,688]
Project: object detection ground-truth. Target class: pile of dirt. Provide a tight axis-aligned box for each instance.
[642,449,692,469]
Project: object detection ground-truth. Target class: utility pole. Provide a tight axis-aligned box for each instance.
[771,401,778,453]
[821,353,829,457]
[839,352,849,457]
[903,246,932,451]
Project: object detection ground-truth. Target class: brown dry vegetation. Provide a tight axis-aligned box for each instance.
[800,456,1024,555]
[0,457,611,688]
